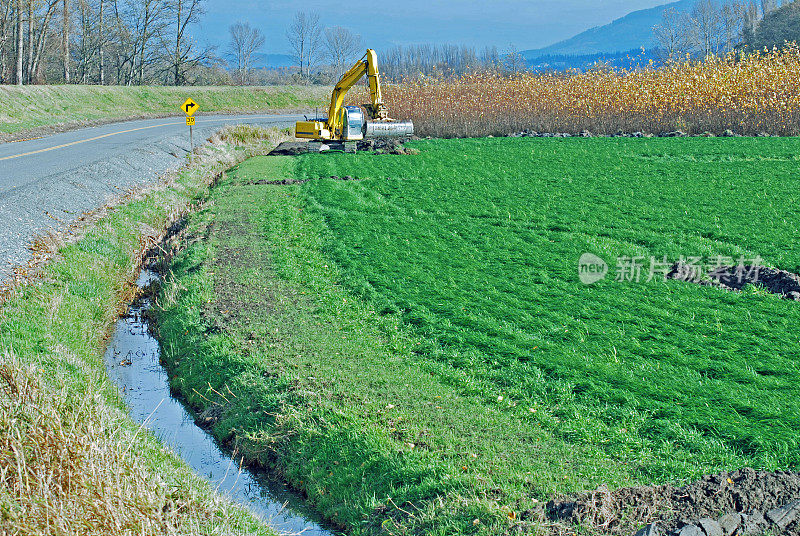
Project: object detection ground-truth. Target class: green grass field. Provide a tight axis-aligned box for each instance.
[0,85,328,138]
[157,137,800,535]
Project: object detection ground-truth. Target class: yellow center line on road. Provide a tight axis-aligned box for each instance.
[0,115,287,162]
[0,121,179,162]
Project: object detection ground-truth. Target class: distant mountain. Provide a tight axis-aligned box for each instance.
[526,49,661,72]
[522,0,702,60]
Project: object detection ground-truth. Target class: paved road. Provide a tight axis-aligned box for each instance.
[0,113,302,279]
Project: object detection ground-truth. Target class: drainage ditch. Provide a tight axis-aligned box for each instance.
[104,269,337,536]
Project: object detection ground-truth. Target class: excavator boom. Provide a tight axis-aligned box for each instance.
[295,49,413,143]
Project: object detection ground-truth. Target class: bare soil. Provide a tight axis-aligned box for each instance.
[268,138,417,156]
[545,468,800,535]
[668,262,800,300]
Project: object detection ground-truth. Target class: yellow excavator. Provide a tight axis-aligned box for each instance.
[295,49,413,149]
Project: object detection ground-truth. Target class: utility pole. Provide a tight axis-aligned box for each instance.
[62,0,69,83]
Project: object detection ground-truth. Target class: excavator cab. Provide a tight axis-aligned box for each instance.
[295,49,413,146]
[341,106,365,141]
[295,106,367,141]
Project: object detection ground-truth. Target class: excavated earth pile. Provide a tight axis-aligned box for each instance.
[268,138,416,156]
[667,262,800,300]
[546,469,800,535]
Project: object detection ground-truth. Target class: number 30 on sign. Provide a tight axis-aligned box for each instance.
[186,117,195,126]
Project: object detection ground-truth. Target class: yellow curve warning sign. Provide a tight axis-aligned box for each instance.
[182,98,199,117]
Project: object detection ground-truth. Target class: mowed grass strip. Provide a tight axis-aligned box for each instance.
[158,137,800,535]
[0,85,329,136]
[157,158,632,536]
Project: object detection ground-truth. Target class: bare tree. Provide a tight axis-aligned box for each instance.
[15,0,22,84]
[134,0,169,84]
[0,0,11,81]
[691,0,723,57]
[460,45,478,72]
[481,45,500,71]
[227,21,263,85]
[165,0,210,85]
[76,0,93,82]
[504,44,526,74]
[29,0,60,82]
[98,0,103,83]
[654,7,694,58]
[25,0,32,82]
[720,2,745,53]
[286,10,320,82]
[740,0,759,46]
[323,25,361,81]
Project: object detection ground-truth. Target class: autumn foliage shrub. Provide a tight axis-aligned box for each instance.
[381,45,800,137]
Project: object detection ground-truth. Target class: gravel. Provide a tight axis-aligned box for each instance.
[0,114,301,281]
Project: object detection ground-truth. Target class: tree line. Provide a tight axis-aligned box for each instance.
[653,0,800,59]
[0,2,532,87]
[5,2,798,87]
[255,11,526,84]
[0,0,211,85]
[238,12,522,85]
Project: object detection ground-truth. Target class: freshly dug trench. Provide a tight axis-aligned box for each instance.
[545,468,800,535]
[667,262,800,300]
[245,175,363,186]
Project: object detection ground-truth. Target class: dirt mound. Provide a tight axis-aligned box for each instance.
[268,141,309,156]
[545,468,800,535]
[667,263,800,300]
[357,137,417,154]
[268,138,416,156]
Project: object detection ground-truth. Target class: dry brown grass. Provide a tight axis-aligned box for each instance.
[382,45,800,137]
[211,124,291,147]
[0,351,213,535]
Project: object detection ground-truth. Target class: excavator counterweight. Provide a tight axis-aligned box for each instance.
[295,49,414,143]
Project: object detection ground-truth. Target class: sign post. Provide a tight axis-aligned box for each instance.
[181,98,199,152]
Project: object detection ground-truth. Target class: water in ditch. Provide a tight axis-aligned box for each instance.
[104,270,336,536]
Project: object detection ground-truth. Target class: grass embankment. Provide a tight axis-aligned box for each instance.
[0,84,329,140]
[0,126,288,535]
[157,137,800,535]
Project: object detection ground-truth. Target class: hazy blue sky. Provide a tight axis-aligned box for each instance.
[199,0,674,54]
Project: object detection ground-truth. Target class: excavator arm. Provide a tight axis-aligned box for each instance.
[327,50,389,137]
[295,49,411,143]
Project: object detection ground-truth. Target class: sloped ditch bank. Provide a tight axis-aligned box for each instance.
[104,268,338,536]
